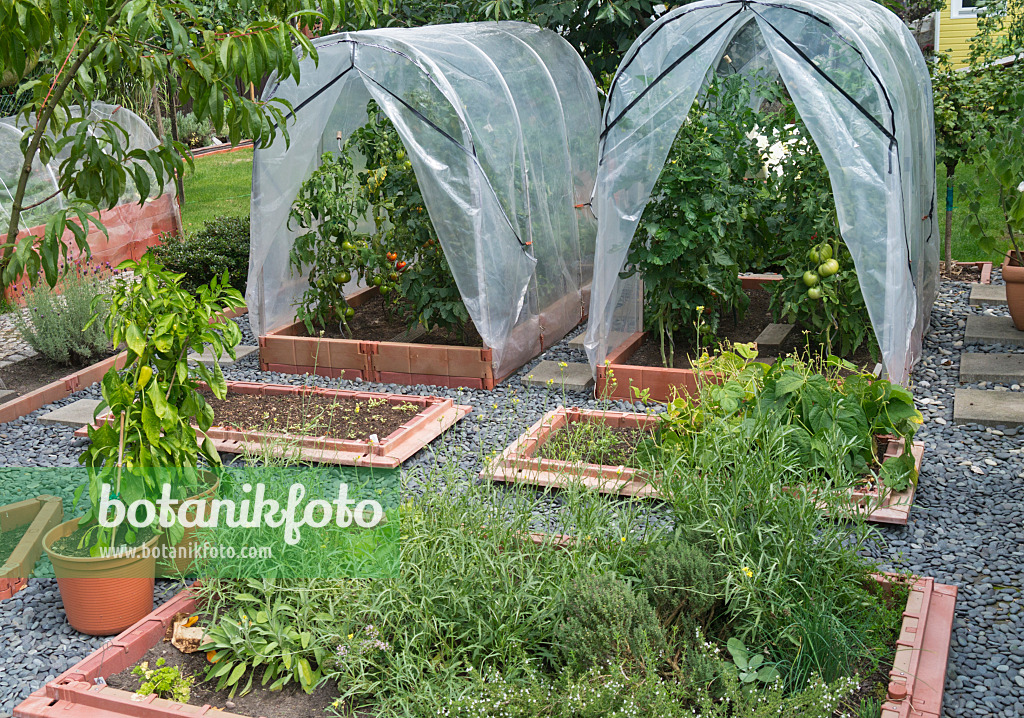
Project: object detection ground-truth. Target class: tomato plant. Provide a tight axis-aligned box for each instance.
[625,75,774,366]
[288,101,470,340]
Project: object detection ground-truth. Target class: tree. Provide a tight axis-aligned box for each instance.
[392,0,663,79]
[932,53,987,268]
[0,0,380,290]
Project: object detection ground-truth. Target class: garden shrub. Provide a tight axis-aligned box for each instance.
[150,215,250,294]
[13,263,111,365]
[640,535,719,631]
[175,110,214,148]
[554,571,667,676]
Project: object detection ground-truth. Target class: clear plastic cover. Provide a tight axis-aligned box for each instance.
[585,0,938,385]
[0,103,175,230]
[248,22,600,377]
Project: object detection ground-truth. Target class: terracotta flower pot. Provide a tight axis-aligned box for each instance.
[44,517,158,636]
[157,471,220,578]
[1003,251,1024,331]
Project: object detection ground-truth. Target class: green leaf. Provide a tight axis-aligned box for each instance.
[126,323,146,356]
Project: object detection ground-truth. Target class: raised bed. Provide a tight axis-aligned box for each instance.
[78,380,471,469]
[0,495,63,601]
[14,567,957,718]
[259,286,586,390]
[596,274,783,402]
[484,407,926,524]
[953,261,993,284]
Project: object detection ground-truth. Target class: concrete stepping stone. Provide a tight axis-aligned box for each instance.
[754,323,795,352]
[38,399,102,428]
[187,345,257,367]
[568,332,586,350]
[0,389,14,403]
[969,284,1007,306]
[960,353,1024,384]
[522,360,594,391]
[953,389,1024,428]
[964,316,1024,347]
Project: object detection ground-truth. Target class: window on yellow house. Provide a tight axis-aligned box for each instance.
[952,0,979,19]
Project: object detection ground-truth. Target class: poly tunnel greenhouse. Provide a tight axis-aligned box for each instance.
[0,103,176,231]
[584,0,938,385]
[247,21,599,379]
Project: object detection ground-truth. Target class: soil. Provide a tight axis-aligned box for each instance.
[0,351,116,402]
[535,421,655,469]
[939,262,982,282]
[201,388,423,441]
[106,639,340,718]
[624,287,877,372]
[0,523,30,566]
[306,296,483,347]
[50,525,156,559]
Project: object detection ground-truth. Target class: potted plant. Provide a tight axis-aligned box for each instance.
[967,125,1024,329]
[44,256,243,635]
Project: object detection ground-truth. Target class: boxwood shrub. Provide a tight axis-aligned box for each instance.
[151,215,249,295]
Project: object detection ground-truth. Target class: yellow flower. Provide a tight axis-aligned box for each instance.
[742,566,753,578]
[558,361,568,368]
[621,536,626,542]
[348,634,354,639]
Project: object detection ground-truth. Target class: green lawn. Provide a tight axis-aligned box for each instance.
[179,147,253,233]
[937,158,1012,263]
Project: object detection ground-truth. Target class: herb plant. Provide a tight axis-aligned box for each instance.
[132,657,193,703]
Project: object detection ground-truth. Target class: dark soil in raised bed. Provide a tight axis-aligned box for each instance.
[535,421,655,470]
[0,523,30,566]
[625,287,877,372]
[939,262,982,282]
[201,388,423,441]
[106,639,340,718]
[307,296,483,347]
[0,351,117,402]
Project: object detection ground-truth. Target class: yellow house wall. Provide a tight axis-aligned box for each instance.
[936,2,981,67]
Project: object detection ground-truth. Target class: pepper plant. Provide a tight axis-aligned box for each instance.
[76,255,244,554]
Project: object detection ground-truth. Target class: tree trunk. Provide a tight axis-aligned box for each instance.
[167,77,184,207]
[151,83,165,138]
[943,161,956,269]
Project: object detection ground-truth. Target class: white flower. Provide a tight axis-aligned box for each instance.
[1017,180,1024,193]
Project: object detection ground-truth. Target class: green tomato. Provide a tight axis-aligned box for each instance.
[334,271,351,284]
[344,306,355,318]
[818,244,833,261]
[807,286,822,300]
[379,285,392,296]
[802,270,819,287]
[342,240,355,251]
[371,276,383,286]
[818,258,840,277]
[808,248,820,264]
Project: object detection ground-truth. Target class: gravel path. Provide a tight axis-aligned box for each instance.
[1,283,1020,717]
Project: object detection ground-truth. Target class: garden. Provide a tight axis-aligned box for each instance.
[2,1,1024,718]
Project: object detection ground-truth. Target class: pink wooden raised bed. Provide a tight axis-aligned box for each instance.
[14,566,957,718]
[78,380,471,469]
[484,407,925,525]
[596,274,783,402]
[260,286,586,390]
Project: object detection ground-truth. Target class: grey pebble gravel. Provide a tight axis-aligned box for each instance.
[1,284,1021,717]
